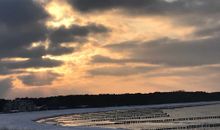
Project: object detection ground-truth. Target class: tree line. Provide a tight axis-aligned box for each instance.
[1,91,220,112]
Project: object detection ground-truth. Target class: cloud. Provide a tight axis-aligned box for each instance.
[104,37,220,67]
[0,0,49,58]
[0,23,48,58]
[68,0,156,12]
[0,0,48,27]
[0,58,63,76]
[18,71,61,86]
[0,78,13,98]
[1,58,63,70]
[49,23,110,44]
[88,66,157,76]
[68,0,220,15]
[91,55,127,64]
[45,23,110,57]
[68,0,220,30]
[91,55,159,65]
[145,65,220,78]
[47,46,74,56]
[2,45,74,59]
[0,67,23,76]
[1,0,220,96]
[0,0,68,74]
[0,0,111,78]
[194,24,220,37]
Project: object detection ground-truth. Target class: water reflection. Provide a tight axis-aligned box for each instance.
[37,107,220,130]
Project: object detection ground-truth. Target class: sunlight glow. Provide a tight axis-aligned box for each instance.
[45,0,76,28]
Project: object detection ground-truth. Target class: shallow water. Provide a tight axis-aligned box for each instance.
[37,104,220,130]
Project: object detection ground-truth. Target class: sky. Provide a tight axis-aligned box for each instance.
[0,0,220,99]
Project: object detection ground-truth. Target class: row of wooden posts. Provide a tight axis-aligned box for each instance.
[85,115,220,127]
[145,123,220,130]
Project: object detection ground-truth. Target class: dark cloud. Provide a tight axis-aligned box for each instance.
[0,58,63,75]
[0,67,12,75]
[0,0,82,77]
[0,67,23,75]
[68,0,156,12]
[0,0,70,68]
[88,66,157,76]
[103,37,220,67]
[91,55,151,65]
[18,71,61,86]
[13,58,63,69]
[194,24,220,37]
[0,0,110,60]
[91,55,125,64]
[0,0,49,59]
[49,23,110,44]
[68,0,220,30]
[145,65,220,78]
[0,78,13,98]
[80,0,220,68]
[0,23,48,58]
[0,46,47,59]
[47,46,74,56]
[46,23,110,58]
[2,45,74,59]
[68,0,220,15]
[0,0,48,27]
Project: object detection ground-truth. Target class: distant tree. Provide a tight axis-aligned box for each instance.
[0,99,8,112]
[0,91,220,113]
